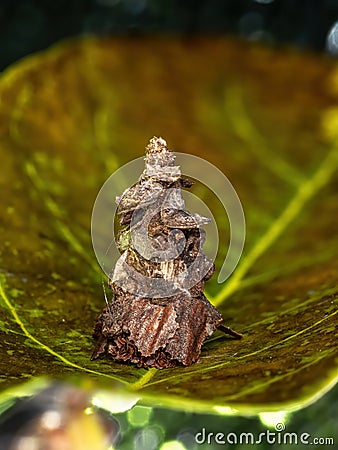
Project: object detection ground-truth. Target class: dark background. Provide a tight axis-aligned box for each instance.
[0,1,337,449]
[1,0,338,71]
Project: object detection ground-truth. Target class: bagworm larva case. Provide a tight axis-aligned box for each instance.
[91,137,241,369]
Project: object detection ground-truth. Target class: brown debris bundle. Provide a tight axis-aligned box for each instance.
[91,137,241,369]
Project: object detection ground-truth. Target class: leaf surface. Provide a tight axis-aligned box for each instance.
[0,37,337,414]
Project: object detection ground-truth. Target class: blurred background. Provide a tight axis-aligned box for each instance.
[2,0,338,71]
[0,1,337,449]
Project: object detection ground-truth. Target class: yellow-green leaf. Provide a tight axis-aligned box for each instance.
[0,36,337,415]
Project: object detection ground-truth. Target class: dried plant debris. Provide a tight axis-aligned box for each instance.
[91,137,242,369]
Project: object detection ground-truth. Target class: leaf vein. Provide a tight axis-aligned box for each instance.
[0,278,129,385]
[212,143,338,306]
[224,86,305,186]
[141,310,337,388]
[24,161,100,275]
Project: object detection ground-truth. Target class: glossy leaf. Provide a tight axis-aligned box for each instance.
[0,37,337,414]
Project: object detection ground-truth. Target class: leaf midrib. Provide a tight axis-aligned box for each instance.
[1,138,337,392]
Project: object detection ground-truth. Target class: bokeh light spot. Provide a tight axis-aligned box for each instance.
[40,410,62,430]
[259,411,289,429]
[160,440,187,450]
[326,21,338,55]
[253,0,275,4]
[127,405,153,427]
[133,426,162,450]
[239,12,264,37]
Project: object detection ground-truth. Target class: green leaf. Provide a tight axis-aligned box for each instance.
[0,37,337,414]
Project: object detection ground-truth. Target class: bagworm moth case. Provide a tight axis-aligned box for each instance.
[91,137,241,369]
